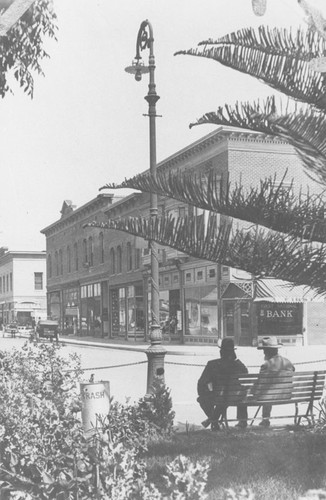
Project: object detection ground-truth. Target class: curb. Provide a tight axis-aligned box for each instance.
[59,337,213,357]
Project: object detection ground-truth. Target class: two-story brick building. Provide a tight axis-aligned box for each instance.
[0,247,47,326]
[41,126,326,345]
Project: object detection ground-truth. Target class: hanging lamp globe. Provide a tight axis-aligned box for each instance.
[125,59,150,81]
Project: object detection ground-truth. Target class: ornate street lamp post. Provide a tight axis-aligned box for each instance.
[125,20,166,394]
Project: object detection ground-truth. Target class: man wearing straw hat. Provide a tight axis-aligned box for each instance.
[197,337,248,430]
[257,336,295,427]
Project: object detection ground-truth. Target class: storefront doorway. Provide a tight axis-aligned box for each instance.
[222,300,251,346]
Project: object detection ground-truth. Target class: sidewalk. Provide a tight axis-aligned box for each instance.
[59,334,326,370]
[59,334,221,356]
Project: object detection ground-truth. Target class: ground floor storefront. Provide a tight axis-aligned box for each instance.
[47,274,326,346]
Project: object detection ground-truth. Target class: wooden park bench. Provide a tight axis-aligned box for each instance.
[208,370,326,428]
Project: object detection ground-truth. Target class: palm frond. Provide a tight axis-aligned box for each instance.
[100,166,326,244]
[175,26,326,111]
[199,26,326,60]
[85,215,326,295]
[190,96,326,185]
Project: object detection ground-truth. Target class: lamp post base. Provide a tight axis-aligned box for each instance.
[146,340,167,395]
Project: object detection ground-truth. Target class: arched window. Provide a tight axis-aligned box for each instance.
[88,237,93,266]
[83,239,88,264]
[67,246,71,273]
[59,249,63,275]
[126,242,132,271]
[117,245,122,273]
[74,242,79,271]
[55,251,59,276]
[99,232,104,264]
[135,248,141,270]
[110,248,115,275]
[48,255,52,278]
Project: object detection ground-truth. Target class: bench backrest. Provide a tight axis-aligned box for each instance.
[212,370,326,405]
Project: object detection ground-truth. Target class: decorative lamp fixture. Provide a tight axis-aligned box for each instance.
[125,58,150,81]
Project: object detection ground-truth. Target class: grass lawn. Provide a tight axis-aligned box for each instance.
[145,427,326,499]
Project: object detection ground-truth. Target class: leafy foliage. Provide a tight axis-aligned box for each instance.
[0,0,57,97]
[164,455,210,500]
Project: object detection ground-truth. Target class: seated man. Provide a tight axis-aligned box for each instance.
[197,337,248,430]
[256,336,295,427]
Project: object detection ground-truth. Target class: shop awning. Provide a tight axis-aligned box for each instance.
[254,279,326,303]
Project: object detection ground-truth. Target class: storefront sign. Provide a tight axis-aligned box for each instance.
[258,303,303,336]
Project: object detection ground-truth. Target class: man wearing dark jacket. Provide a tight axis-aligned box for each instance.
[257,336,295,427]
[197,337,248,430]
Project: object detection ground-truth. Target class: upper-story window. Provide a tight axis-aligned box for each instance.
[88,237,93,267]
[55,251,59,276]
[74,242,78,271]
[34,272,43,290]
[59,249,63,275]
[99,233,104,264]
[135,248,141,270]
[117,245,122,274]
[126,242,132,271]
[48,255,52,278]
[110,248,115,274]
[67,246,71,273]
[83,239,88,265]
[10,273,12,291]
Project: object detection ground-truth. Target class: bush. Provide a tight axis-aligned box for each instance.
[138,376,176,438]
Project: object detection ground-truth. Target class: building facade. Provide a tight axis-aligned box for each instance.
[0,247,47,326]
[41,127,326,346]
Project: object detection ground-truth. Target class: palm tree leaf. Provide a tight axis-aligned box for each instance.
[200,26,325,60]
[85,215,326,296]
[100,162,326,243]
[175,26,326,111]
[190,96,326,184]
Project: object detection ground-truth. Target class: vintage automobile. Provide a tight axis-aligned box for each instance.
[5,323,19,337]
[18,325,35,337]
[35,320,60,342]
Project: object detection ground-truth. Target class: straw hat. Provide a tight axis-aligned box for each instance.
[257,336,283,350]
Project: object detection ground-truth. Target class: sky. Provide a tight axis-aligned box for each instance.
[0,0,325,251]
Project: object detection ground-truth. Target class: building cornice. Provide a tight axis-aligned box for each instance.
[41,193,114,237]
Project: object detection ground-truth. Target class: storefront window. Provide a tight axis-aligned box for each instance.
[63,287,79,334]
[112,284,144,338]
[185,285,218,336]
[119,287,126,335]
[48,291,61,325]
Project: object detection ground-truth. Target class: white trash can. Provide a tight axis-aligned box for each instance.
[80,381,110,434]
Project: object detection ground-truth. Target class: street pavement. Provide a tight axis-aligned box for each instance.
[2,333,326,431]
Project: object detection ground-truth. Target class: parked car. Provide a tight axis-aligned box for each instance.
[35,320,59,342]
[18,325,34,337]
[5,323,19,337]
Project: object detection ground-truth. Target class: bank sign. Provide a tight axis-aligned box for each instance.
[258,303,303,336]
